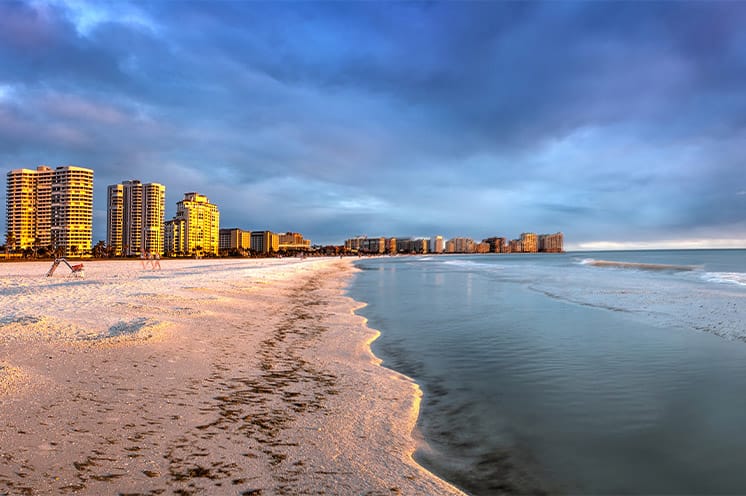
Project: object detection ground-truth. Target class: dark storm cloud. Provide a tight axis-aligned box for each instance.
[0,0,744,245]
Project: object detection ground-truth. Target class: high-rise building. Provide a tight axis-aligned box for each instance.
[508,239,523,253]
[141,182,166,255]
[449,237,476,253]
[51,166,94,256]
[107,180,166,255]
[395,238,429,253]
[386,237,397,254]
[122,180,142,255]
[520,232,538,253]
[432,235,444,254]
[251,230,279,254]
[219,228,251,252]
[278,232,311,251]
[164,192,219,256]
[483,236,507,253]
[107,184,124,255]
[538,232,564,253]
[6,165,53,250]
[344,236,367,252]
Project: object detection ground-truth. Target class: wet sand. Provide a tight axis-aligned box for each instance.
[0,258,464,495]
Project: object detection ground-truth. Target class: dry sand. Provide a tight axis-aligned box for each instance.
[0,258,465,495]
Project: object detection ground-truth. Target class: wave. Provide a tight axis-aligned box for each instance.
[702,272,746,287]
[441,260,498,270]
[579,258,699,272]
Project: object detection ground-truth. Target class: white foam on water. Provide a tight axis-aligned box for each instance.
[576,258,699,272]
[702,272,746,287]
[441,259,501,270]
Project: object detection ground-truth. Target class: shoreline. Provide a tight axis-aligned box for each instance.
[0,258,464,495]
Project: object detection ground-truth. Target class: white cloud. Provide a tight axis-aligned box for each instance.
[571,238,746,251]
[36,0,160,36]
[0,84,15,102]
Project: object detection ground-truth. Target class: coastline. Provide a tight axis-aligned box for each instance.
[0,258,464,495]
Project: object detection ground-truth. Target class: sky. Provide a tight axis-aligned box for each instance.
[0,0,744,249]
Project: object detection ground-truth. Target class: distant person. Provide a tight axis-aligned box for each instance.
[153,252,161,270]
[140,250,147,269]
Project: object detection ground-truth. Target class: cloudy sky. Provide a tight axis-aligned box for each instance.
[1,1,744,248]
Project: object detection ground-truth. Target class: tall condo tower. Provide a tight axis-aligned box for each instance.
[164,192,220,256]
[50,166,94,256]
[141,182,166,255]
[6,165,53,249]
[107,184,124,255]
[432,235,444,254]
[107,180,166,255]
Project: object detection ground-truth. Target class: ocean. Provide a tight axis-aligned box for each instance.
[348,250,746,495]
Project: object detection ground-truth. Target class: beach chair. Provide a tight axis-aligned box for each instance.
[46,258,85,278]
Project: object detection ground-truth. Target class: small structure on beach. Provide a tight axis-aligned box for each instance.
[46,258,85,278]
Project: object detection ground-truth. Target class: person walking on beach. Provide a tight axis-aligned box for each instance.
[140,250,147,269]
[153,252,161,270]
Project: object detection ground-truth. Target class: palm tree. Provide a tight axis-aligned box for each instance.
[5,232,16,259]
[93,240,107,258]
[32,237,41,259]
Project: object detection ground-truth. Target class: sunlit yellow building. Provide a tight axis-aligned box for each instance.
[278,232,311,251]
[107,180,166,255]
[520,232,538,253]
[538,232,564,252]
[6,165,53,250]
[219,228,251,252]
[449,237,476,253]
[164,192,219,256]
[250,230,279,254]
[50,166,94,256]
[432,235,444,254]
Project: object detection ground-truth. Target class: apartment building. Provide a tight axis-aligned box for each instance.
[6,165,53,249]
[49,166,94,256]
[219,228,251,252]
[250,230,279,254]
[520,232,539,253]
[164,192,220,255]
[538,232,564,253]
[278,232,311,251]
[431,235,444,254]
[107,180,166,256]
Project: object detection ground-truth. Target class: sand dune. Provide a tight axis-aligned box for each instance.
[0,258,464,495]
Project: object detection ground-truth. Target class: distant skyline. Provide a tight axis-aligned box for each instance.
[1,1,744,249]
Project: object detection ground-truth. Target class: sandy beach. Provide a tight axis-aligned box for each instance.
[0,258,464,495]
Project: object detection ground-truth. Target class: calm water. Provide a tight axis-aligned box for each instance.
[348,250,746,495]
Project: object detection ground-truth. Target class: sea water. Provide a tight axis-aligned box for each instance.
[348,250,746,495]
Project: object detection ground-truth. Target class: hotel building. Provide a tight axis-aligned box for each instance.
[448,237,476,253]
[508,239,523,253]
[520,232,538,253]
[107,180,166,255]
[219,228,252,252]
[6,165,53,249]
[483,236,507,253]
[396,238,429,254]
[344,236,394,254]
[164,192,220,256]
[7,165,93,255]
[250,230,279,254]
[538,232,564,253]
[278,232,311,251]
[432,235,444,254]
[50,166,94,256]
